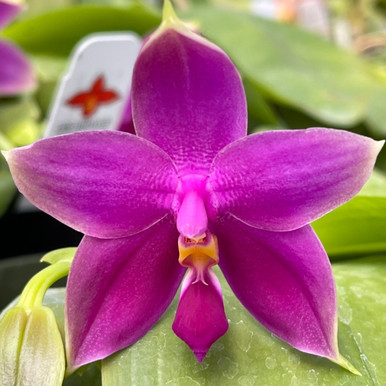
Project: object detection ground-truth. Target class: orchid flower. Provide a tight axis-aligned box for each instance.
[0,0,35,96]
[2,0,384,374]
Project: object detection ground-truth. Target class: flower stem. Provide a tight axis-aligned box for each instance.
[17,261,71,309]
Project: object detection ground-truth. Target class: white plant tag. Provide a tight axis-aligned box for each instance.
[44,32,141,137]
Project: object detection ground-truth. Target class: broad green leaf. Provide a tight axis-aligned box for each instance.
[333,256,386,383]
[2,4,161,56]
[243,78,281,129]
[184,5,375,127]
[313,170,386,257]
[102,261,386,385]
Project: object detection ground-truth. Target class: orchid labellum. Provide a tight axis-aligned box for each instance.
[3,0,383,374]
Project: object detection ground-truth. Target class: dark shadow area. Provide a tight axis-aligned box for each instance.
[0,255,67,310]
[0,196,82,259]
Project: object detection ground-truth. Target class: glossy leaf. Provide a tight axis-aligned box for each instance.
[243,77,281,129]
[313,170,386,257]
[2,4,160,56]
[184,5,375,127]
[100,260,386,385]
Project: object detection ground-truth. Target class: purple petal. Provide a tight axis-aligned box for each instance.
[208,128,384,231]
[0,0,22,29]
[3,131,178,238]
[132,25,247,174]
[172,269,228,362]
[65,215,185,372]
[0,40,36,95]
[215,216,339,360]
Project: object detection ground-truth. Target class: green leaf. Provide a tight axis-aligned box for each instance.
[3,3,161,56]
[184,5,375,127]
[313,170,386,257]
[101,261,386,385]
[243,77,282,130]
[333,256,386,383]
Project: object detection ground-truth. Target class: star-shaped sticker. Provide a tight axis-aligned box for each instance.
[66,76,119,118]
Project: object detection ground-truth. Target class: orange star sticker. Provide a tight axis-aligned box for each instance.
[67,76,119,118]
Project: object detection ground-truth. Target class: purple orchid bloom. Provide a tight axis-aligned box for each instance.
[0,0,36,95]
[2,0,384,374]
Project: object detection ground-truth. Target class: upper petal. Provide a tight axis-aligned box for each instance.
[215,216,339,360]
[65,215,185,372]
[0,0,23,29]
[132,15,247,174]
[3,130,178,238]
[207,128,384,231]
[0,40,36,95]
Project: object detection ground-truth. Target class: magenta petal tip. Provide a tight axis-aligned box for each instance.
[194,351,207,362]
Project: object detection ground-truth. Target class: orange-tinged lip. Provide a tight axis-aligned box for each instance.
[178,233,219,285]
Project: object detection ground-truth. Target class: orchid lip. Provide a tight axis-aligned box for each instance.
[178,233,219,285]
